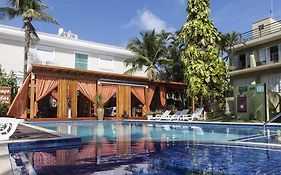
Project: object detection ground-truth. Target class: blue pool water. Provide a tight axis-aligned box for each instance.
[13,121,281,174]
[31,121,275,143]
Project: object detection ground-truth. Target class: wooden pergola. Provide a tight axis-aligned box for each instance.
[8,64,187,120]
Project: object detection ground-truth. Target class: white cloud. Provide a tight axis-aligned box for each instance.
[124,10,175,33]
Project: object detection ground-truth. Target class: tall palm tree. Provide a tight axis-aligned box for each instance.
[124,30,172,79]
[0,0,58,79]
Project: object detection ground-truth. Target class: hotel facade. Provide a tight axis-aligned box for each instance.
[0,25,145,85]
[0,25,186,120]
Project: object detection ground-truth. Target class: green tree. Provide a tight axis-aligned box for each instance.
[179,0,227,108]
[124,30,172,79]
[0,0,58,79]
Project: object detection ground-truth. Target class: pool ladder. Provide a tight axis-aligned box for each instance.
[262,112,281,131]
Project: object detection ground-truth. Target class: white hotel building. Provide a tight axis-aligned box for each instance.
[0,25,145,84]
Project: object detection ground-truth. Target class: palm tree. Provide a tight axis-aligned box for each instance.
[0,0,58,79]
[158,32,185,82]
[124,30,172,79]
[218,31,240,61]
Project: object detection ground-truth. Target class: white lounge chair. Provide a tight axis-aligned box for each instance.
[149,110,171,121]
[0,117,24,141]
[161,110,182,121]
[176,109,190,121]
[180,108,204,121]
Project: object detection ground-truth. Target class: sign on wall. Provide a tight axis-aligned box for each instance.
[0,86,12,105]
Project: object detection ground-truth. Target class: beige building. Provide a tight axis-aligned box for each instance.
[229,18,281,120]
[229,18,281,93]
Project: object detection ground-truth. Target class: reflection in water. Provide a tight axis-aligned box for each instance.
[26,141,281,174]
[25,123,281,174]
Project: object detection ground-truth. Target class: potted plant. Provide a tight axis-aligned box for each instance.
[123,110,129,118]
[96,94,104,121]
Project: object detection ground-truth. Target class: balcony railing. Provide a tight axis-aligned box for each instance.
[237,20,281,44]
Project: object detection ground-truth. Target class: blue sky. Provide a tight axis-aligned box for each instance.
[0,0,280,47]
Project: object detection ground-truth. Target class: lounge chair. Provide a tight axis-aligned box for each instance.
[179,108,204,121]
[161,110,182,121]
[175,109,190,121]
[0,117,24,141]
[149,110,171,121]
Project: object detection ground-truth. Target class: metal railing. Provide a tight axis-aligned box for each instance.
[263,112,281,131]
[237,20,281,44]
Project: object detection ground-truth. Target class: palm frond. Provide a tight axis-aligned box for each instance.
[0,7,20,19]
[123,65,143,75]
[35,12,59,24]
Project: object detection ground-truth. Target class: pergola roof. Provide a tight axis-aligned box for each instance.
[30,64,187,89]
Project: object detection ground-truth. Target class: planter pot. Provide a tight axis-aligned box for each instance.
[97,108,104,121]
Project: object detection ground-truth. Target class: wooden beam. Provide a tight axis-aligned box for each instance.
[29,73,35,119]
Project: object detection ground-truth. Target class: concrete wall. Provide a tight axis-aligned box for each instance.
[0,38,25,84]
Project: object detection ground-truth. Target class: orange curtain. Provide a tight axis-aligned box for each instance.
[147,85,156,111]
[51,91,58,100]
[159,86,167,108]
[78,80,97,116]
[35,76,58,115]
[131,86,146,116]
[77,80,97,103]
[102,84,117,103]
[7,74,31,118]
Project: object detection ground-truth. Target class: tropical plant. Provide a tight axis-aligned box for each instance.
[124,30,172,79]
[219,31,240,61]
[179,0,228,108]
[0,65,18,116]
[0,0,58,79]
[0,65,18,91]
[95,94,104,109]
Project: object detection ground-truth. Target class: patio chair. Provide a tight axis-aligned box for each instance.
[175,109,190,121]
[0,117,24,141]
[161,110,182,121]
[179,108,204,121]
[149,110,171,121]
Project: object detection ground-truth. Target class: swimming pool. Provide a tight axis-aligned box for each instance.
[12,121,281,174]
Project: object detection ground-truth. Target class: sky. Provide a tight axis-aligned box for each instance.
[0,0,281,47]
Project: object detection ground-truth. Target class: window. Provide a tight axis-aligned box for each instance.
[270,45,279,63]
[75,53,88,70]
[239,54,246,69]
[98,55,113,71]
[259,48,268,65]
[35,46,55,65]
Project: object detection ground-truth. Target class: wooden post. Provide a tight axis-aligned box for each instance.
[69,80,77,118]
[58,79,68,118]
[192,97,195,112]
[145,86,148,118]
[29,73,35,119]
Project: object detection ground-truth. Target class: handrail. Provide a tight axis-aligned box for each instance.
[263,112,281,130]
[237,20,281,44]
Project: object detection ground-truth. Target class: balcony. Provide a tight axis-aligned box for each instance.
[236,20,281,44]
